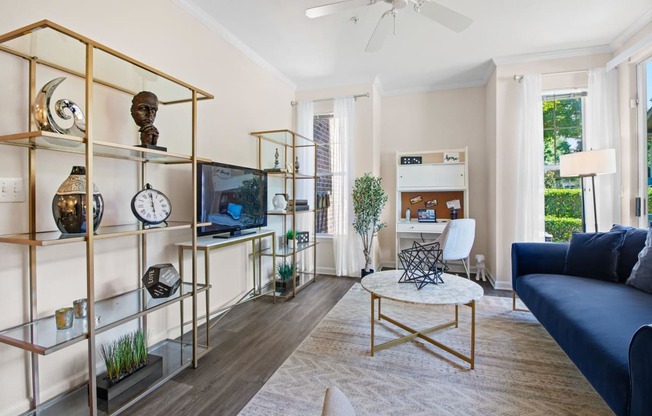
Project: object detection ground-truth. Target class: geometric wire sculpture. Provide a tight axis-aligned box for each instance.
[397,240,445,290]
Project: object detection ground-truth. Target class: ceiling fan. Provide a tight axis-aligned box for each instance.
[306,0,472,53]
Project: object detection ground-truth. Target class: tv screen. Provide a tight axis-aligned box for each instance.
[197,161,267,238]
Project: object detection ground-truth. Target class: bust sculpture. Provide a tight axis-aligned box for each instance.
[131,91,159,147]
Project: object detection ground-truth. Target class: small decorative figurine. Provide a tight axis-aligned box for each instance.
[131,91,165,151]
[274,148,280,169]
[295,156,300,173]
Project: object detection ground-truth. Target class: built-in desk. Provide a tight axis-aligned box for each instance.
[396,219,449,266]
[176,230,277,323]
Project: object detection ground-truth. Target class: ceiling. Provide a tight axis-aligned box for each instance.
[180,0,652,95]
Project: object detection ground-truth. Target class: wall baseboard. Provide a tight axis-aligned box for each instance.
[316,266,336,276]
[0,400,29,416]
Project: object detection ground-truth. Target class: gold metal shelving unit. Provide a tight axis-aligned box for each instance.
[0,20,213,415]
[250,130,318,299]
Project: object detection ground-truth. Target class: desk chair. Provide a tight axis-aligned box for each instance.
[437,219,476,279]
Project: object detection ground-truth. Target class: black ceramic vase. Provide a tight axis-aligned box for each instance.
[52,166,104,234]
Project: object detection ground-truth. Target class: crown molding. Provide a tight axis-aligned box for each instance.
[492,45,612,66]
[372,76,385,97]
[482,59,497,84]
[611,8,652,50]
[172,0,296,90]
[382,78,488,97]
[607,33,652,70]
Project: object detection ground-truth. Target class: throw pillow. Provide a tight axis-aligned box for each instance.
[626,227,652,294]
[226,203,243,220]
[564,231,625,282]
[610,225,647,282]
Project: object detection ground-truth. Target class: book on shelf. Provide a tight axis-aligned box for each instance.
[288,199,309,210]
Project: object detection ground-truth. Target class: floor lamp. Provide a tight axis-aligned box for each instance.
[559,149,616,233]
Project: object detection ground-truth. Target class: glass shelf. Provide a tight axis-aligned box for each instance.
[268,210,315,216]
[250,129,315,148]
[27,339,208,416]
[0,221,202,246]
[0,282,209,355]
[0,21,212,104]
[261,241,317,257]
[265,171,316,179]
[0,131,194,163]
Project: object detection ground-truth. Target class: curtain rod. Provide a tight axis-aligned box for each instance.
[513,69,589,82]
[291,92,370,106]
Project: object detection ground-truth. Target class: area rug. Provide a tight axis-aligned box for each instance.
[239,284,612,416]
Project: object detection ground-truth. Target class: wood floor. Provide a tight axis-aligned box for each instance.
[122,275,357,416]
[122,273,509,416]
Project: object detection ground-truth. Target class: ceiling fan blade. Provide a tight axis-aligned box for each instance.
[306,0,372,19]
[417,1,472,32]
[365,10,394,53]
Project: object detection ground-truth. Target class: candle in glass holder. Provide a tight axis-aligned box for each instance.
[73,298,87,319]
[55,307,74,330]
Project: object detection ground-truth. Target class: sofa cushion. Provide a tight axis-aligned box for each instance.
[514,274,652,416]
[563,231,625,282]
[611,224,647,282]
[627,227,652,294]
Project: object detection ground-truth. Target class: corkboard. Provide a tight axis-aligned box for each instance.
[399,191,465,220]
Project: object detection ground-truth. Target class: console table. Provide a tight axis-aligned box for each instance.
[176,230,277,322]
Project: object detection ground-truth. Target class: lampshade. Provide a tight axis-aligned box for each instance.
[559,149,616,177]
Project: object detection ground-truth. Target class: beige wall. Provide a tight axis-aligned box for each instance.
[0,0,293,413]
[379,87,488,270]
[485,69,498,285]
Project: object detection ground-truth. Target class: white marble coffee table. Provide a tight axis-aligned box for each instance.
[361,269,484,368]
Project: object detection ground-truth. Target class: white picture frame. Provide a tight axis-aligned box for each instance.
[443,152,460,163]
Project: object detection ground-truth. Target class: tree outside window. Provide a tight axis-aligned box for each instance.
[543,95,584,241]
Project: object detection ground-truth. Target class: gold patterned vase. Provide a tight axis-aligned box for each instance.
[52,166,104,234]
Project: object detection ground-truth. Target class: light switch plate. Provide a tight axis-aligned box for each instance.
[0,178,25,202]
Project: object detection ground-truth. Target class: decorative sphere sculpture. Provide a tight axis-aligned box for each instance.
[142,264,181,298]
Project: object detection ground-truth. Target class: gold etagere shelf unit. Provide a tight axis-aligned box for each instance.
[251,130,318,299]
[0,20,213,415]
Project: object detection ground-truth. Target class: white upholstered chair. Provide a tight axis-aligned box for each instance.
[437,219,476,279]
[321,386,356,416]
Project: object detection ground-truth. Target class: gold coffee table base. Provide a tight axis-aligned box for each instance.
[370,294,476,369]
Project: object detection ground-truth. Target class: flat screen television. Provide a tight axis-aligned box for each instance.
[197,161,267,238]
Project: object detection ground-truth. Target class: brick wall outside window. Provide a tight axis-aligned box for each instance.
[314,115,333,234]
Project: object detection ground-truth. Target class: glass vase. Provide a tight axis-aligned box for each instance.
[52,166,104,234]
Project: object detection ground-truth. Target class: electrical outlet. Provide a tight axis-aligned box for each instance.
[0,178,25,202]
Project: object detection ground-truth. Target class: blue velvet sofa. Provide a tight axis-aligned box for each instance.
[511,227,652,416]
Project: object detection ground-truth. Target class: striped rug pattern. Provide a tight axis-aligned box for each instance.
[239,284,612,416]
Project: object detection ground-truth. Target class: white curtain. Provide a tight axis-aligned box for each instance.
[514,75,546,242]
[332,97,358,276]
[586,68,620,231]
[295,101,314,273]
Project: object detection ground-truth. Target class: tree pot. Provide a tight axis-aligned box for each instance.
[361,268,375,278]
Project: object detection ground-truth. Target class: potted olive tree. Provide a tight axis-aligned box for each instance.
[352,173,388,277]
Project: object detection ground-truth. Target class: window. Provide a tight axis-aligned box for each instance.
[314,114,334,234]
[542,92,585,241]
[642,59,652,225]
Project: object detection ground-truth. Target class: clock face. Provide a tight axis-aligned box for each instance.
[131,184,171,225]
